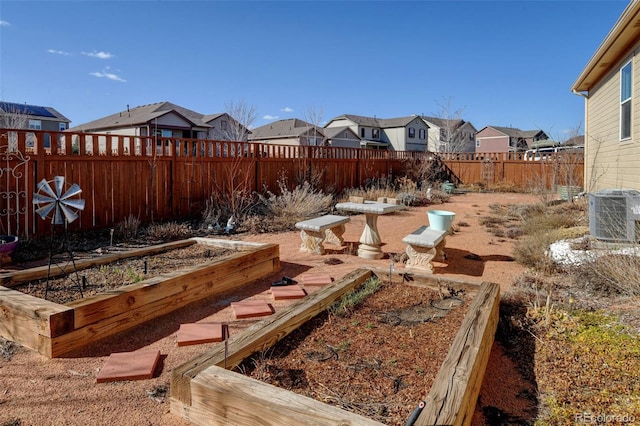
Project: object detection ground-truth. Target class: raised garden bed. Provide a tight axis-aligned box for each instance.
[0,238,280,358]
[170,268,499,425]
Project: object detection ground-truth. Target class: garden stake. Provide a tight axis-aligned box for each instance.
[144,259,148,275]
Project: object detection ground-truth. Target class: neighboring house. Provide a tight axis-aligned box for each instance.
[0,101,70,131]
[324,114,429,151]
[474,126,548,153]
[322,126,361,148]
[421,116,477,152]
[67,101,250,141]
[571,0,640,192]
[248,118,325,146]
[564,135,585,147]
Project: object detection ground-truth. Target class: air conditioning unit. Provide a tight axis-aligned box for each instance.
[589,189,640,242]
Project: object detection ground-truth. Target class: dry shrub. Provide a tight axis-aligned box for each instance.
[201,196,222,228]
[343,186,396,202]
[248,179,334,233]
[514,205,587,272]
[145,221,192,241]
[571,253,640,296]
[115,214,141,241]
[486,180,525,193]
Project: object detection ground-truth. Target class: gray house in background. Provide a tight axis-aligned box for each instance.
[323,126,361,148]
[0,101,71,131]
[421,116,477,153]
[249,118,325,146]
[68,101,250,141]
[324,114,429,151]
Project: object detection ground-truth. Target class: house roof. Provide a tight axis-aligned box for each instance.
[480,126,546,139]
[201,113,225,123]
[0,101,70,122]
[328,114,424,129]
[323,126,359,139]
[421,116,464,129]
[564,135,585,146]
[68,101,213,132]
[249,118,324,140]
[572,0,640,92]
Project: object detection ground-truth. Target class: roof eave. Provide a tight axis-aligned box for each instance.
[572,0,640,92]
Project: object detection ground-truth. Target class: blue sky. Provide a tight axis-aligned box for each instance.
[0,0,629,139]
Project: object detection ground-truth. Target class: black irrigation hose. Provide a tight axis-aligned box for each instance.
[405,400,425,426]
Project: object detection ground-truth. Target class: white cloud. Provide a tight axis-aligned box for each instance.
[263,115,279,120]
[48,49,71,56]
[89,67,126,82]
[0,20,10,26]
[280,107,293,112]
[83,51,114,59]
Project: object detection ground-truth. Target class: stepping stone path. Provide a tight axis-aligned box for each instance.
[96,349,161,383]
[271,284,306,300]
[176,323,224,347]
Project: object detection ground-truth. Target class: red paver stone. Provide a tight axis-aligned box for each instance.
[96,349,161,383]
[271,285,306,300]
[230,300,273,319]
[176,322,224,347]
[300,273,333,286]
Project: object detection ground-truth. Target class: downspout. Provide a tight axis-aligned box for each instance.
[572,89,589,191]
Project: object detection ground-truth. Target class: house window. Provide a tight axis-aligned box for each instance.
[59,122,67,131]
[372,128,380,139]
[408,127,415,138]
[621,61,632,140]
[28,119,41,130]
[419,128,425,139]
[360,128,365,138]
[221,120,227,130]
[161,129,172,138]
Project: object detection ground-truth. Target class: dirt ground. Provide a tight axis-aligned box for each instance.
[0,192,540,426]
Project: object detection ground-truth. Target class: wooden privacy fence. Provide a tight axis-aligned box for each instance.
[439,151,584,191]
[0,129,583,239]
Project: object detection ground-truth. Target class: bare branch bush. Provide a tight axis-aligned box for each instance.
[247,174,334,233]
[220,99,256,142]
[115,214,141,241]
[431,96,468,153]
[570,252,640,296]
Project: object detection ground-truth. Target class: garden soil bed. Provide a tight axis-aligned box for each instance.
[236,279,471,425]
[12,244,234,304]
[0,192,540,426]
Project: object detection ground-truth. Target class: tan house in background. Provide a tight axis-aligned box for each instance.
[249,118,325,146]
[68,101,250,141]
[571,0,640,192]
[475,126,548,153]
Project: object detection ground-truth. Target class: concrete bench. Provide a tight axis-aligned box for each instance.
[295,214,350,255]
[402,226,448,273]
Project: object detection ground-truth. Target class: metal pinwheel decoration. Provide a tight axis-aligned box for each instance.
[32,176,85,225]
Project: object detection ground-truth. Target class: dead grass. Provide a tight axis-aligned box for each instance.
[490,197,640,424]
[245,178,334,233]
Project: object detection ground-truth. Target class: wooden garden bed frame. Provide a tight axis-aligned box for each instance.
[0,238,280,358]
[170,268,500,426]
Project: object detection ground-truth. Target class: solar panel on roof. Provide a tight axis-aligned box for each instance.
[0,102,56,118]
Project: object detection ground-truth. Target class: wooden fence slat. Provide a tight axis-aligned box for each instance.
[1,129,583,240]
